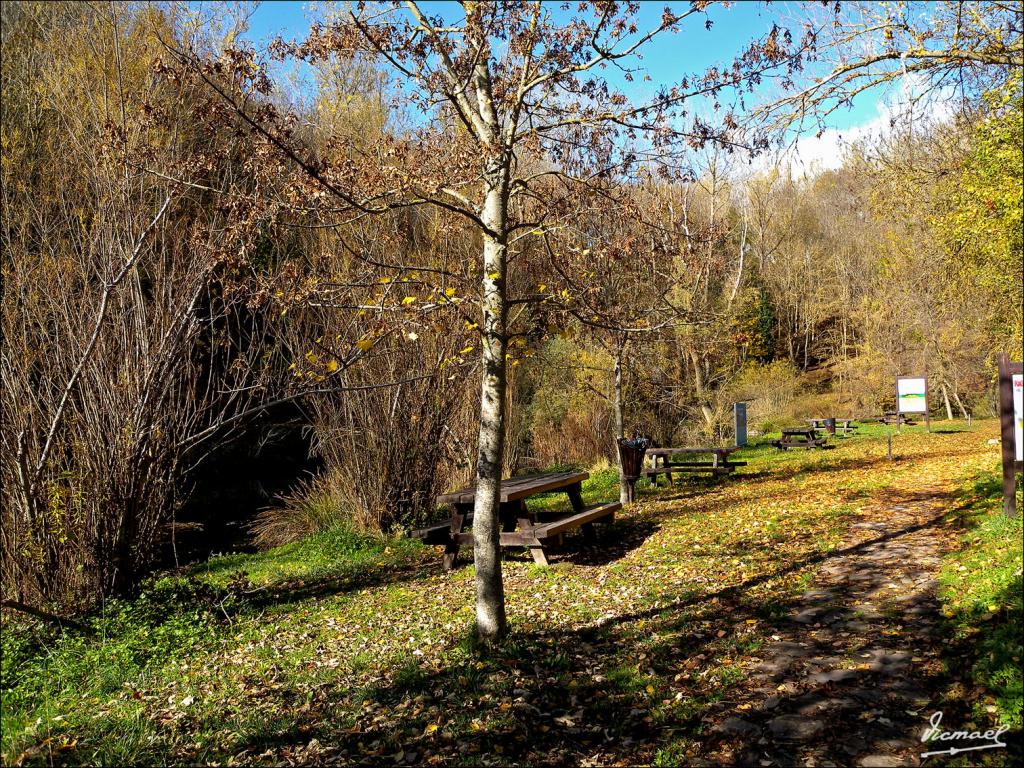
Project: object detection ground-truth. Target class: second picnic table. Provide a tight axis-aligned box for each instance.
[772,427,827,450]
[644,447,745,485]
[806,417,856,435]
[411,471,621,569]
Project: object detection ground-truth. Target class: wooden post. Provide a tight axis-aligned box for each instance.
[924,376,931,432]
[997,354,1023,518]
[887,430,893,461]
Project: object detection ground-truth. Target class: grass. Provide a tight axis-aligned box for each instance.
[938,470,1024,730]
[1,418,1020,766]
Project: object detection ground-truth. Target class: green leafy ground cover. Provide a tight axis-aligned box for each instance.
[2,421,1020,765]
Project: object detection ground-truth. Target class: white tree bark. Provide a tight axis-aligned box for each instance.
[472,162,509,640]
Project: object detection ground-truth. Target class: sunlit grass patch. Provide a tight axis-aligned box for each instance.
[939,466,1023,729]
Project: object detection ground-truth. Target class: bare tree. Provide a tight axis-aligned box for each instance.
[758,1,1023,133]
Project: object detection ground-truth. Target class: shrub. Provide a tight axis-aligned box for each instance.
[248,473,349,549]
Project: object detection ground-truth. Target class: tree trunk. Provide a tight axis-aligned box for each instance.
[690,349,716,431]
[952,389,970,420]
[471,178,509,642]
[613,342,629,506]
[940,382,954,420]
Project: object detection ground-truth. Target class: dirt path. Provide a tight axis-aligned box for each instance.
[703,471,970,767]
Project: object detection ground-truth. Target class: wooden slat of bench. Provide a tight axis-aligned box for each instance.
[533,502,621,539]
[654,465,736,472]
[652,461,719,467]
[773,439,826,449]
[411,520,454,543]
[646,460,747,468]
[645,466,735,475]
[453,532,540,547]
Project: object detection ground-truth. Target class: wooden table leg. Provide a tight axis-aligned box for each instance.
[528,546,550,566]
[515,508,549,565]
[442,505,469,570]
[500,503,518,532]
[566,482,585,512]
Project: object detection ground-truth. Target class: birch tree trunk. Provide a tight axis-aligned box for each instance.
[940,382,954,420]
[690,349,716,430]
[952,389,970,420]
[472,165,509,641]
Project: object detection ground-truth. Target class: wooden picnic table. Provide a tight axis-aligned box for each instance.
[773,427,827,450]
[806,418,857,435]
[644,446,746,486]
[882,411,916,426]
[411,471,620,569]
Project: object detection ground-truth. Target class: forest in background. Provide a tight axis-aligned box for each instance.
[1,1,1021,619]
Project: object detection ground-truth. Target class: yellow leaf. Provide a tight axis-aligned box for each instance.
[445,287,456,297]
[356,339,375,351]
[325,360,339,373]
[459,346,474,355]
[425,723,439,733]
[402,296,416,305]
[646,685,655,694]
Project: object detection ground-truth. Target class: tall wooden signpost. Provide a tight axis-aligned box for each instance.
[997,353,1023,518]
[896,375,930,432]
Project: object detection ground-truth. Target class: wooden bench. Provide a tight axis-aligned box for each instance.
[806,418,857,435]
[533,502,620,540]
[411,520,459,545]
[772,427,827,450]
[411,472,620,568]
[644,447,745,485]
[646,465,737,476]
[882,412,915,426]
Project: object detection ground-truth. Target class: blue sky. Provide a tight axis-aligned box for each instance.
[241,1,885,136]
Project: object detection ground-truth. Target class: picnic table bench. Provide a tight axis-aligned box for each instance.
[644,447,746,485]
[806,417,857,435]
[410,471,620,569]
[882,411,916,426]
[772,427,827,450]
